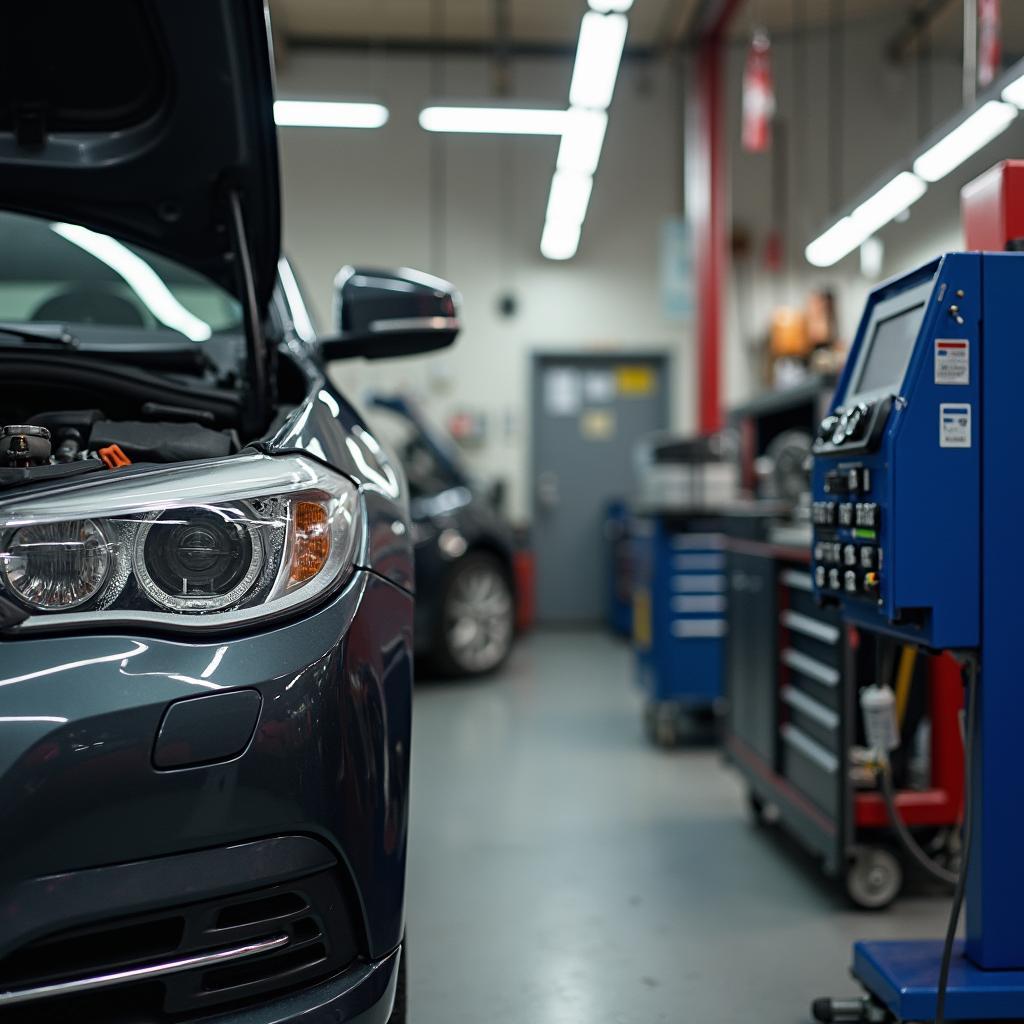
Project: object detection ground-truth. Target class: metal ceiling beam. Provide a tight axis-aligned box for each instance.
[282,34,656,61]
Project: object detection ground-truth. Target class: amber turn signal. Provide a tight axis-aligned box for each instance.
[289,500,331,584]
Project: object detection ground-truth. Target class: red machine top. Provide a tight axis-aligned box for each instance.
[962,160,1024,251]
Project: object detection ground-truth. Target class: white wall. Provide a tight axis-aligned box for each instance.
[725,8,1024,386]
[276,50,691,522]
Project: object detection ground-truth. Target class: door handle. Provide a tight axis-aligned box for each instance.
[537,471,560,510]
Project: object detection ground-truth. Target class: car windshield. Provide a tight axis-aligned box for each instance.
[0,210,242,341]
[369,402,467,500]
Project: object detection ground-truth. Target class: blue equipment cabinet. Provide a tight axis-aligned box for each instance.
[632,515,726,746]
[810,252,1024,1021]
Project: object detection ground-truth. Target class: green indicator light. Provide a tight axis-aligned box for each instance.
[854,529,877,540]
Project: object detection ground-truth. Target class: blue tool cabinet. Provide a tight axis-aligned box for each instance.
[632,514,726,746]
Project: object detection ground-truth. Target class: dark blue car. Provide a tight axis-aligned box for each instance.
[0,4,458,1022]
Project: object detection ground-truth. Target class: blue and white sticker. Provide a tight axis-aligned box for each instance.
[935,339,969,385]
[940,403,971,448]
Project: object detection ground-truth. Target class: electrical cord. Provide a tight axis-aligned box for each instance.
[877,760,958,886]
[934,656,979,1024]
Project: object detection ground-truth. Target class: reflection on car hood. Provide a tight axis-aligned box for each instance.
[0,0,280,312]
[410,487,474,521]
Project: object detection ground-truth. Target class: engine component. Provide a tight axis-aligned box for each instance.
[88,421,239,463]
[0,425,51,467]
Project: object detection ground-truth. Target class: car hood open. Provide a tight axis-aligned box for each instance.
[0,0,280,312]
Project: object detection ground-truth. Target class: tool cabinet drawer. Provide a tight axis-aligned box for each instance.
[781,722,840,817]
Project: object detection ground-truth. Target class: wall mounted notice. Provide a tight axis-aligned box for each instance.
[544,366,581,417]
[935,339,969,385]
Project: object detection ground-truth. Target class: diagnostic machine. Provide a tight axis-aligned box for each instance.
[810,247,1024,1021]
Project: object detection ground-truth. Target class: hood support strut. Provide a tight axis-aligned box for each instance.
[228,190,272,438]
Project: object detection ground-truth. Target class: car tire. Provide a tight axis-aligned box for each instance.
[433,551,515,677]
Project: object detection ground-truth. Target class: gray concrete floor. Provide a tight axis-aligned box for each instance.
[406,629,951,1024]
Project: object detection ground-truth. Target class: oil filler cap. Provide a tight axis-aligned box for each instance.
[153,689,262,770]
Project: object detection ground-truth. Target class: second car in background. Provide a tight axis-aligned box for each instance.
[369,395,520,678]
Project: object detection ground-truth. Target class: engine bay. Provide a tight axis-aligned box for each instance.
[0,409,242,489]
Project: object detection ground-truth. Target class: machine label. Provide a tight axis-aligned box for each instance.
[935,339,969,385]
[940,404,972,448]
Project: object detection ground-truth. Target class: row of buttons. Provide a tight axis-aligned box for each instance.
[816,403,873,448]
[823,466,872,496]
[811,501,881,529]
[814,565,880,595]
[813,542,878,570]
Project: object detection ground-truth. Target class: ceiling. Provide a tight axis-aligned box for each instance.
[268,1,1024,60]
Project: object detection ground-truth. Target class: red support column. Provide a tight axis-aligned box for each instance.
[686,1,741,434]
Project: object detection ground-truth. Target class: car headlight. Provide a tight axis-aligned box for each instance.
[0,453,361,632]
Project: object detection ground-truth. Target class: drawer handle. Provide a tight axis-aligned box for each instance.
[782,648,840,687]
[781,569,813,592]
[781,723,839,774]
[782,685,839,730]
[781,610,840,645]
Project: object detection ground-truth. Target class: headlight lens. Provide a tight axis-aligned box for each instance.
[0,454,362,631]
[3,519,112,610]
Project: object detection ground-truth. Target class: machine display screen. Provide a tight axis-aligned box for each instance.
[851,304,925,397]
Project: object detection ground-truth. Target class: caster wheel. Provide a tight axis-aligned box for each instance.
[845,846,903,910]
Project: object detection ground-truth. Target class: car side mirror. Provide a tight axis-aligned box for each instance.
[319,267,461,361]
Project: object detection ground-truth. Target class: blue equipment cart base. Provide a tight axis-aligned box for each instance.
[854,940,1024,1021]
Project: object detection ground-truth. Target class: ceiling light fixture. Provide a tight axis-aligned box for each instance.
[588,0,634,10]
[274,100,390,129]
[1001,72,1024,108]
[556,108,609,175]
[541,220,583,261]
[569,12,629,111]
[912,100,1017,183]
[546,170,594,226]
[419,106,569,135]
[804,172,928,268]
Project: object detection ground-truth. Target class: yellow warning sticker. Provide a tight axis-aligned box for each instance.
[616,365,656,396]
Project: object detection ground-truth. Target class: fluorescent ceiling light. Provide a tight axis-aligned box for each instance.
[912,100,1017,183]
[274,100,389,129]
[419,106,568,135]
[1002,73,1024,108]
[805,218,866,268]
[569,12,629,110]
[557,108,608,174]
[850,172,927,238]
[589,0,634,10]
[51,223,212,341]
[546,170,594,226]
[541,220,583,261]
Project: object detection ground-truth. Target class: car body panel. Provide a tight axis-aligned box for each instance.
[0,570,412,963]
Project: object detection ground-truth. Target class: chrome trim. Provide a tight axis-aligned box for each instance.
[368,316,460,334]
[672,574,726,594]
[781,723,839,774]
[671,618,726,638]
[672,594,727,615]
[0,934,289,1008]
[782,647,840,687]
[782,685,840,730]
[780,569,813,592]
[781,609,841,645]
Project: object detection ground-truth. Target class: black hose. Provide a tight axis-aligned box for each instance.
[878,760,957,886]
[934,657,978,1024]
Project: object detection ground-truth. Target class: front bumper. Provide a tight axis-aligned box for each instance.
[0,569,412,1021]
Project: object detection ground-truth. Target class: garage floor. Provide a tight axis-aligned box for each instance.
[406,629,952,1024]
